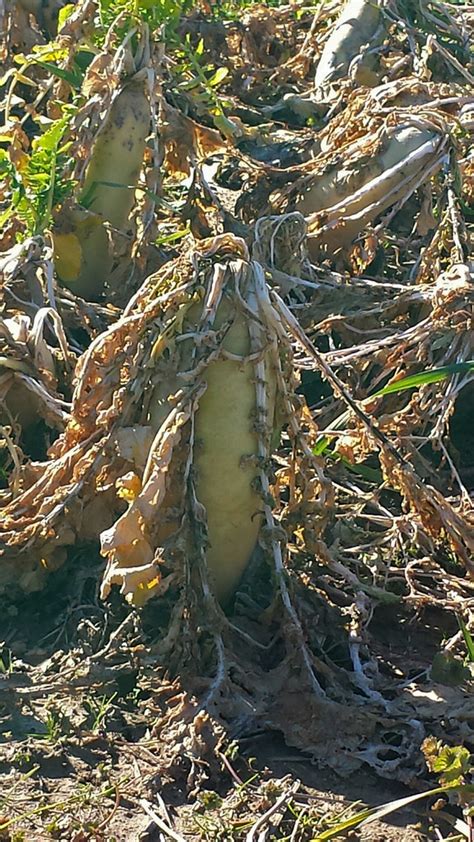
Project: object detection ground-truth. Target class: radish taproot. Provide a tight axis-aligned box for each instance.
[56,78,150,300]
[100,246,280,605]
[314,0,384,98]
[175,297,276,603]
[270,0,385,120]
[293,122,445,255]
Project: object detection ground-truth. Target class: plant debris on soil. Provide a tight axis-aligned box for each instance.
[0,0,473,838]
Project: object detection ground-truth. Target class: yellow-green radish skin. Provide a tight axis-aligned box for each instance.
[194,313,264,603]
[150,295,276,604]
[79,81,149,227]
[58,80,149,300]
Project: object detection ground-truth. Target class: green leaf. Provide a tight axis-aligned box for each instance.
[32,116,69,153]
[35,61,82,88]
[373,362,474,397]
[431,652,471,687]
[0,206,14,228]
[10,113,73,235]
[212,112,241,138]
[30,45,69,61]
[8,70,36,87]
[338,455,383,483]
[58,2,75,28]
[432,746,471,785]
[208,66,229,87]
[313,785,471,841]
[424,740,472,786]
[155,227,190,245]
[313,436,330,456]
[457,615,474,664]
[313,410,351,457]
[313,362,474,459]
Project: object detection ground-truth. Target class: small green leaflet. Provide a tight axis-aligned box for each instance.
[208,67,229,87]
[57,3,75,28]
[313,435,330,456]
[155,227,190,246]
[32,116,70,153]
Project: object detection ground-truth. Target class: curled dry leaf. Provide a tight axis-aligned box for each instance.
[0,308,71,432]
[162,104,228,180]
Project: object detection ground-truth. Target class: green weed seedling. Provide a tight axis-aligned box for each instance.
[0,647,13,675]
[31,707,70,744]
[83,691,117,733]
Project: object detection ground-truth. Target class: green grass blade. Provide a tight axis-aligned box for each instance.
[313,361,474,457]
[36,61,83,88]
[457,615,474,664]
[373,362,474,397]
[313,784,472,840]
[313,435,330,456]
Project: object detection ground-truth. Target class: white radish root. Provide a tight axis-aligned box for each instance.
[100,245,280,606]
[56,79,150,300]
[155,296,276,603]
[293,122,446,255]
[314,0,384,99]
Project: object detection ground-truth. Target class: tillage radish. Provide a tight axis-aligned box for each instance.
[293,121,446,255]
[272,0,385,119]
[0,238,295,605]
[100,242,282,605]
[314,0,385,98]
[56,78,150,300]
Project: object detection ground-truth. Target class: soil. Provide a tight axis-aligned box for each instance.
[0,567,465,841]
[0,722,442,840]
